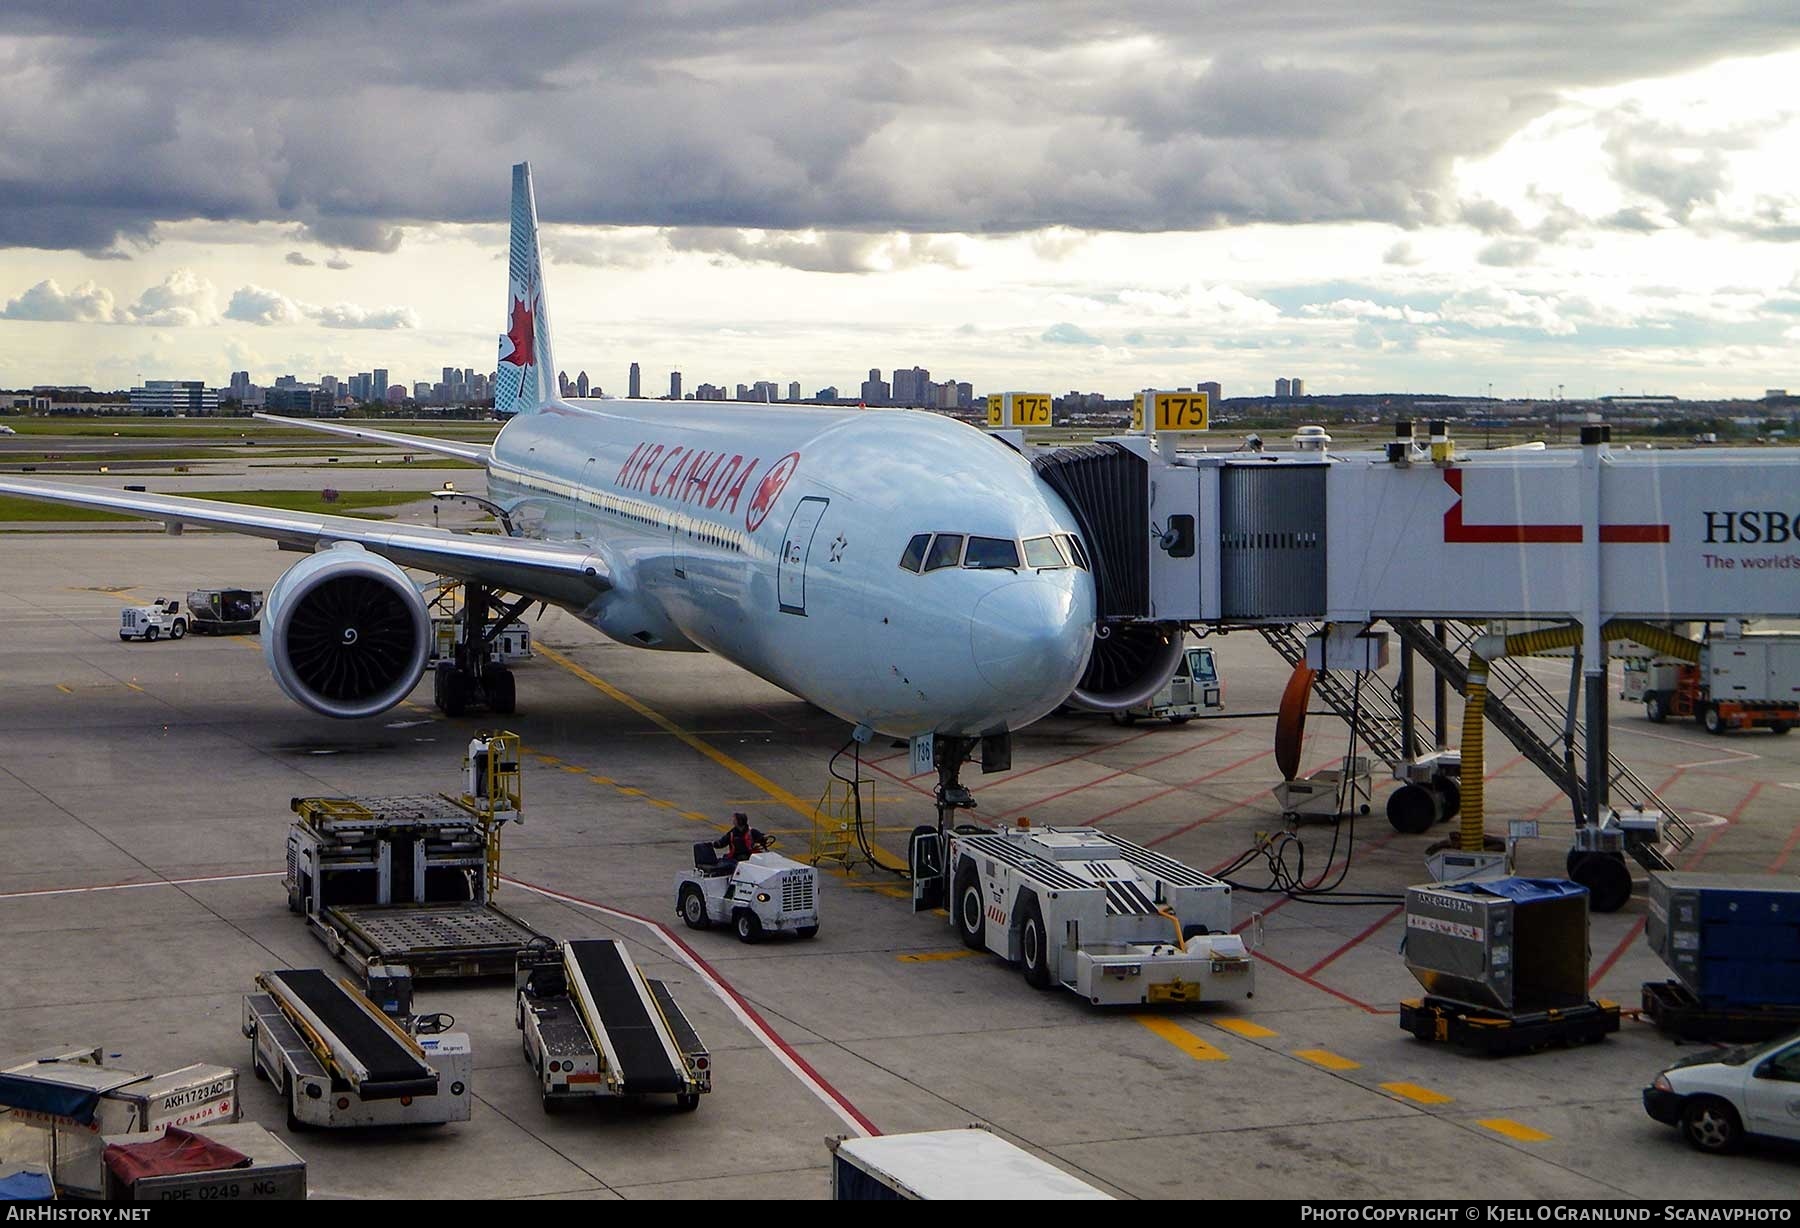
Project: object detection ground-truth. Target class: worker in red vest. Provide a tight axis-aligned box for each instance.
[714,812,768,865]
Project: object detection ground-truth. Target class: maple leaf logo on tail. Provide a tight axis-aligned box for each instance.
[504,295,534,369]
[494,161,557,416]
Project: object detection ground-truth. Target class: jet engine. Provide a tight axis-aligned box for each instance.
[262,543,433,719]
[1065,619,1187,712]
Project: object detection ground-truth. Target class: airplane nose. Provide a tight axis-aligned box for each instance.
[969,579,1089,702]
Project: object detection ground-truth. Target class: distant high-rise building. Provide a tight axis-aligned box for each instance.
[860,369,889,405]
[1275,378,1291,398]
[1198,380,1222,403]
[669,371,682,400]
[557,371,570,398]
[629,362,641,399]
[372,369,387,402]
[576,370,590,398]
[1290,377,1305,397]
[815,386,839,401]
[695,382,725,401]
[276,374,301,390]
[735,383,751,401]
[130,380,219,417]
[956,381,973,409]
[319,375,338,396]
[787,381,801,401]
[385,384,403,404]
[890,366,930,406]
[228,370,251,399]
[414,381,432,401]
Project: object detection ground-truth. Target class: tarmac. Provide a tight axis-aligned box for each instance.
[1,465,1798,1199]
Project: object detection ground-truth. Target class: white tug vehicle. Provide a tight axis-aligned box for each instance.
[944,822,1254,1005]
[674,841,820,943]
[119,597,189,641]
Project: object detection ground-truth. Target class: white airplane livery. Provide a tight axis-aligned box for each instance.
[0,164,1170,745]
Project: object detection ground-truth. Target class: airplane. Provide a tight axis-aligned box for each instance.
[0,164,1186,784]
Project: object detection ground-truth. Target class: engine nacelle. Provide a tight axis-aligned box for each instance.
[263,543,432,719]
[1066,620,1188,713]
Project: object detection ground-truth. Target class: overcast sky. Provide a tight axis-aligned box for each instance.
[3,2,1799,399]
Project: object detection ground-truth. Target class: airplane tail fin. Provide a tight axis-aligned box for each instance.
[495,161,558,417]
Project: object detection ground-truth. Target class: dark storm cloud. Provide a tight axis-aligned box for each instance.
[3,1,1798,252]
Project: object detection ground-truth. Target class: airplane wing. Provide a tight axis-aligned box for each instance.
[252,412,492,463]
[0,477,608,607]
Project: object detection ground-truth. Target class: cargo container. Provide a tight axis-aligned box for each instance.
[1646,872,1800,1009]
[1402,878,1591,1014]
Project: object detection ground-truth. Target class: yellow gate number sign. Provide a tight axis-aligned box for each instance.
[986,394,1003,426]
[1154,391,1209,432]
[1012,393,1051,427]
[1132,394,1145,431]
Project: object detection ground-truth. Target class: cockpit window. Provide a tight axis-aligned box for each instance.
[963,537,1021,569]
[1058,533,1089,570]
[1023,536,1063,569]
[923,533,964,571]
[899,533,931,573]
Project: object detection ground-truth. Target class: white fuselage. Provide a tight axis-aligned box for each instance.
[486,400,1097,738]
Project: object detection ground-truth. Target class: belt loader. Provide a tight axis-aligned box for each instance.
[933,823,1255,1005]
[515,939,711,1113]
[243,969,472,1129]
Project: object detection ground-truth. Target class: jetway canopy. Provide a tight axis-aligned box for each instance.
[1326,449,1799,622]
[1036,436,1800,627]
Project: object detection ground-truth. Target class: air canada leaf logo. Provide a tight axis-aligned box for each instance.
[746,452,801,531]
[503,294,534,368]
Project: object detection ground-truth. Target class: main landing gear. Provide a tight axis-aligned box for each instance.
[433,583,533,718]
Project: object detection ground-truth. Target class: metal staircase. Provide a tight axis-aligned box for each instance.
[1387,619,1694,869]
[1258,620,1693,870]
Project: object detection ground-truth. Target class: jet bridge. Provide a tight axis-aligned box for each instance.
[1011,401,1800,908]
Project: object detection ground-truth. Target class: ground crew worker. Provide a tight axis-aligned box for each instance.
[715,812,767,865]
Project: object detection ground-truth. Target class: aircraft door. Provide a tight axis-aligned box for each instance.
[777,497,829,615]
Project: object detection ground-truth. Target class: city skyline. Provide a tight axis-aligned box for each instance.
[4,9,1800,399]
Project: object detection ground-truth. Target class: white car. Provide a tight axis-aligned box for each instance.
[674,842,819,942]
[1643,1030,1800,1153]
[0,423,17,434]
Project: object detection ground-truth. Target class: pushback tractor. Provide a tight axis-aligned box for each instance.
[515,938,711,1113]
[917,822,1255,1005]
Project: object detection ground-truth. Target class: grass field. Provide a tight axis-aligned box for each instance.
[1,417,499,442]
[0,488,433,523]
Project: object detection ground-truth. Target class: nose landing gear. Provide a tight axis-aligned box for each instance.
[909,733,1008,911]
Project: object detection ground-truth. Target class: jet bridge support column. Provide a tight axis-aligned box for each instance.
[1579,426,1609,830]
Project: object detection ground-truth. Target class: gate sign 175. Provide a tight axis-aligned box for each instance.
[1154,391,1209,432]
